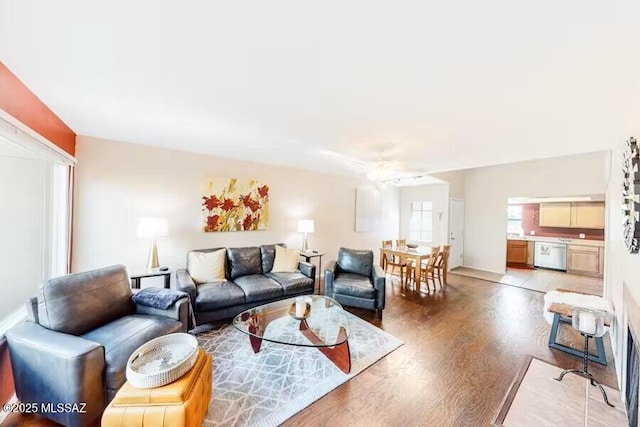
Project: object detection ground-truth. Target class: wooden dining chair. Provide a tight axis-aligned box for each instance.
[381,240,392,270]
[382,240,407,285]
[407,246,440,292]
[396,239,407,248]
[434,245,451,289]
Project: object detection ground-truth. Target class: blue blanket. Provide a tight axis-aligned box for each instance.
[132,288,188,310]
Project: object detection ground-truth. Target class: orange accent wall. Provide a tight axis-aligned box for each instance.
[0,63,76,406]
[0,62,76,155]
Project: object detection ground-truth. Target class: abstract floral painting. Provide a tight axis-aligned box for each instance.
[202,178,269,232]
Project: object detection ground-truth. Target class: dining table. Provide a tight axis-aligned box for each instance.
[379,245,436,288]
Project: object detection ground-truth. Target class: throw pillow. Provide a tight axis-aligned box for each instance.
[271,245,300,273]
[188,249,226,284]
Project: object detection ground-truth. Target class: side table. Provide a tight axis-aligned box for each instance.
[130,268,173,289]
[300,251,324,294]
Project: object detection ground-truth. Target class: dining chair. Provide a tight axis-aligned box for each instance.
[382,240,407,285]
[382,240,392,270]
[434,245,451,289]
[407,246,440,292]
[394,240,408,274]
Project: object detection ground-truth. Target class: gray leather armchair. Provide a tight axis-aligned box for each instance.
[324,248,386,318]
[5,265,190,427]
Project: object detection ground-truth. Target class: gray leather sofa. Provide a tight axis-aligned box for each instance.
[324,247,386,318]
[176,244,315,325]
[5,265,190,427]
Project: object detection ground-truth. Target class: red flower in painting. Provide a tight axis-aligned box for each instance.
[238,194,259,212]
[248,200,261,212]
[240,194,252,207]
[202,195,222,211]
[242,214,253,230]
[257,185,269,198]
[207,215,220,231]
[240,195,260,212]
[221,198,235,212]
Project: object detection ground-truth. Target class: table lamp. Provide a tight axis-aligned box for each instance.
[137,217,169,269]
[297,219,314,252]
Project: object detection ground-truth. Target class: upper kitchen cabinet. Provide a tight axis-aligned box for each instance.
[570,202,605,229]
[539,202,605,229]
[539,203,571,227]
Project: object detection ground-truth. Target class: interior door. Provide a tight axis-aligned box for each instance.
[449,198,464,269]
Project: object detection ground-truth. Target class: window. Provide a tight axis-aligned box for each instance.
[409,201,433,242]
[507,204,523,236]
[0,113,74,333]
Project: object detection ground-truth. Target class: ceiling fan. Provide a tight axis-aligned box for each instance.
[320,149,430,184]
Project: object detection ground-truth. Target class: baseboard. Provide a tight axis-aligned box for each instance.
[457,264,507,275]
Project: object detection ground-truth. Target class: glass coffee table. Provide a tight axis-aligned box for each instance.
[233,295,351,373]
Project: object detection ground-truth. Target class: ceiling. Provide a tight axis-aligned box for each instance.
[1,1,639,178]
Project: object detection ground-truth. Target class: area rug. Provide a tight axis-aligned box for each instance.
[494,356,626,426]
[196,312,403,427]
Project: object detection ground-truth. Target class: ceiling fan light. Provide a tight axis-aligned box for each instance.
[367,166,394,182]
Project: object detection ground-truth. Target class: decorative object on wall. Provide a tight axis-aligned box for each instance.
[355,186,382,232]
[297,219,315,251]
[622,137,640,253]
[202,179,269,232]
[137,217,169,269]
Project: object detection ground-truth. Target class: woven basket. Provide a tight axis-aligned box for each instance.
[126,333,199,389]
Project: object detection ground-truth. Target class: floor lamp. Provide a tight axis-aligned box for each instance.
[137,217,169,269]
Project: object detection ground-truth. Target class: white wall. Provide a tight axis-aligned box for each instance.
[399,183,450,246]
[0,156,44,319]
[604,141,640,392]
[463,151,608,273]
[72,136,400,274]
[432,170,465,199]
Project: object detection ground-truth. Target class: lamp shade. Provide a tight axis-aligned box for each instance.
[297,219,315,233]
[137,217,169,238]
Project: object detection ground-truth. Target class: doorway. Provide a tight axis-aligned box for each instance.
[449,198,464,269]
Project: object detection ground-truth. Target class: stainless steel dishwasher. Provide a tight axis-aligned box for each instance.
[534,241,567,271]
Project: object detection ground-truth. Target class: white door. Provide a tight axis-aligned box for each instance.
[449,198,465,269]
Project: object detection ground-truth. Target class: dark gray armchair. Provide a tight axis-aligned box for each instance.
[324,248,386,318]
[5,265,190,427]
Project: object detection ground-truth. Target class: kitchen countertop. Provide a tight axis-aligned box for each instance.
[506,235,605,248]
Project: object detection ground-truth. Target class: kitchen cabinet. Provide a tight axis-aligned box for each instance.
[567,244,604,277]
[539,202,605,229]
[570,202,605,229]
[539,203,571,227]
[507,240,528,266]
